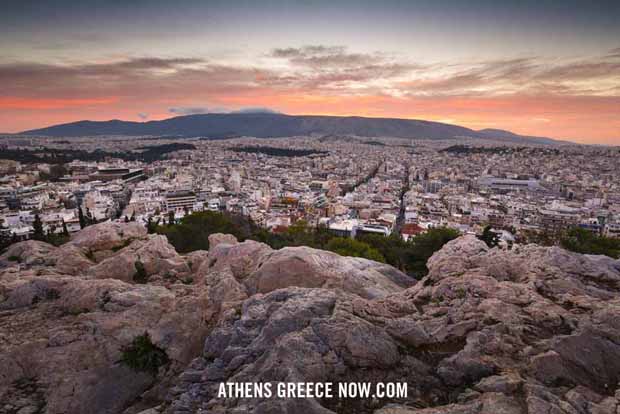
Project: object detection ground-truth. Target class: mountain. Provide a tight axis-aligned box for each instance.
[476,128,566,145]
[20,113,566,144]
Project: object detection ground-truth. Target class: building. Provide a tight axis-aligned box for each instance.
[165,191,197,212]
[90,167,144,183]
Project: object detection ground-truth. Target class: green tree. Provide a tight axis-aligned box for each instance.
[157,211,250,253]
[325,237,385,262]
[32,214,45,241]
[479,225,500,248]
[404,227,460,278]
[62,219,69,237]
[168,210,175,226]
[560,227,620,258]
[86,207,94,225]
[78,207,86,229]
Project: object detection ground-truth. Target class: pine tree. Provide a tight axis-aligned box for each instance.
[479,225,500,248]
[168,210,175,226]
[78,207,86,229]
[32,214,45,241]
[62,219,69,237]
[86,207,94,225]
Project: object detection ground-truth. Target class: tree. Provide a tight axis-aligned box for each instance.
[168,210,175,226]
[479,225,500,248]
[130,211,136,222]
[560,227,620,258]
[325,237,385,262]
[146,217,160,234]
[62,219,69,237]
[404,227,460,278]
[0,230,11,251]
[32,214,45,241]
[86,207,94,225]
[78,207,86,229]
[157,211,250,253]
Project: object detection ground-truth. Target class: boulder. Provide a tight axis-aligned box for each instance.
[68,221,147,253]
[207,233,238,249]
[0,274,209,414]
[87,235,190,283]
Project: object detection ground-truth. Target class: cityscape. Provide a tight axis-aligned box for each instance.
[1,1,620,414]
[1,133,619,249]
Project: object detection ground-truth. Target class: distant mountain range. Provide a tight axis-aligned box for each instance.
[19,113,566,144]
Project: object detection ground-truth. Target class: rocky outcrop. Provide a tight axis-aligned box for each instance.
[0,222,209,414]
[0,223,415,414]
[0,241,93,276]
[87,235,191,283]
[69,221,147,252]
[0,273,208,414]
[197,236,415,320]
[3,225,620,414]
[165,235,620,414]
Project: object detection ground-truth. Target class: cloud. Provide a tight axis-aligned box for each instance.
[1,47,619,142]
[168,106,280,116]
[137,112,149,120]
[606,47,620,59]
[231,107,280,114]
[168,106,222,115]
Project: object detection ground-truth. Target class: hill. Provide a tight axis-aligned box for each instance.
[20,113,566,144]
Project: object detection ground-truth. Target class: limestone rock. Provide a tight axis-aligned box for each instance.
[69,221,147,253]
[87,235,190,283]
[0,274,208,414]
[207,233,239,249]
[164,235,620,414]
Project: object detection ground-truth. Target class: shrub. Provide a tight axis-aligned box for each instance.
[120,332,169,375]
[133,260,148,284]
[156,211,253,253]
[560,227,620,258]
[325,237,385,262]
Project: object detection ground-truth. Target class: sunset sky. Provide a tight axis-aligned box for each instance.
[1,0,619,144]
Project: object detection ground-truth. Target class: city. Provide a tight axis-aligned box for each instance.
[1,0,620,413]
[1,134,618,253]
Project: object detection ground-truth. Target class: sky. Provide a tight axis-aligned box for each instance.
[1,0,619,144]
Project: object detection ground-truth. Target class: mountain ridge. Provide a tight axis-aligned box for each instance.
[19,113,567,144]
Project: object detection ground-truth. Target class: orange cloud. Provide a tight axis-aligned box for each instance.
[0,97,118,110]
[0,52,618,144]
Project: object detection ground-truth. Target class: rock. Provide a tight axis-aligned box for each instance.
[0,240,59,268]
[0,240,93,276]
[0,274,209,414]
[4,227,620,414]
[69,221,147,253]
[87,235,190,283]
[248,246,415,298]
[0,223,210,414]
[208,233,238,249]
[164,235,620,414]
[474,373,522,394]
